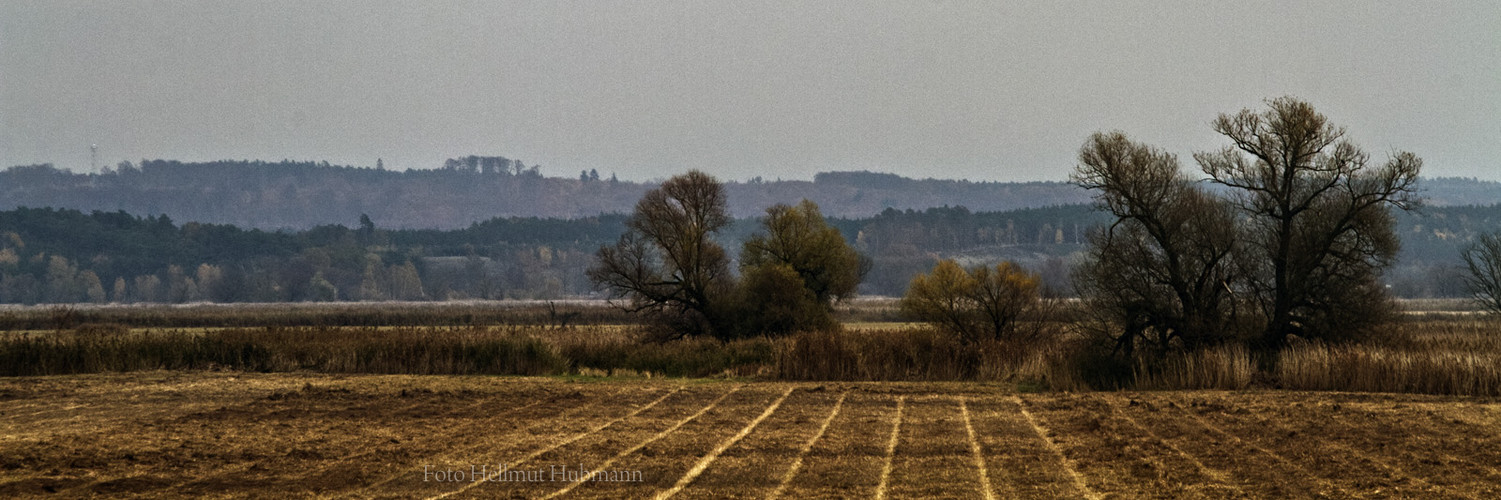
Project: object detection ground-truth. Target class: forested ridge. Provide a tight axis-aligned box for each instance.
[0,200,1495,304]
[0,159,1093,229]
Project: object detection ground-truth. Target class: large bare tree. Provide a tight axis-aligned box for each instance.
[587,170,736,339]
[1072,132,1242,356]
[1196,97,1421,348]
[1462,232,1501,315]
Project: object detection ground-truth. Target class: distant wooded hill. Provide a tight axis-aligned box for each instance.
[6,159,1495,230]
[1,159,1088,229]
[2,157,1496,303]
[0,204,1105,304]
[0,200,1497,304]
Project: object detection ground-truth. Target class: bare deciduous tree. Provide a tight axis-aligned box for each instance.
[588,170,736,339]
[1462,232,1501,315]
[1074,98,1420,355]
[1196,97,1420,348]
[1072,132,1242,357]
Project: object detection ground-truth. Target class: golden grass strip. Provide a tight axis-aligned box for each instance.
[537,385,743,500]
[652,386,795,500]
[1278,342,1501,396]
[1012,395,1100,500]
[960,398,999,500]
[874,395,905,500]
[766,390,848,500]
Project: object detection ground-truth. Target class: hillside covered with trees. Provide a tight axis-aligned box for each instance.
[0,200,1495,304]
[0,159,1092,229]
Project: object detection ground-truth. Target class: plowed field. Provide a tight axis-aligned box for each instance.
[2,373,1498,499]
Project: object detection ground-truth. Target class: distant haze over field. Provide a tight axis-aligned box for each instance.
[2,2,1497,182]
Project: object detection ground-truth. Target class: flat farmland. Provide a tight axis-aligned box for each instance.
[2,373,1500,499]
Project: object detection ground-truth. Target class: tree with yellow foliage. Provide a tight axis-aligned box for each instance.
[901,259,1042,343]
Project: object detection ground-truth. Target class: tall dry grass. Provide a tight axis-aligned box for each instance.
[0,325,777,378]
[2,324,1042,382]
[0,326,564,376]
[5,317,1498,398]
[0,301,636,330]
[0,299,912,330]
[1131,344,1256,390]
[1277,319,1501,396]
[775,325,1061,382]
[1277,343,1501,396]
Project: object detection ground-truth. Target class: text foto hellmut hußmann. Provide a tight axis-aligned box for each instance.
[423,464,643,483]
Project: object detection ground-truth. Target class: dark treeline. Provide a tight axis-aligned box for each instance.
[0,159,1093,228]
[0,204,1101,304]
[0,202,1494,305]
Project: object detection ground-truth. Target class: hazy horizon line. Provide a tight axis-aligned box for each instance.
[8,158,1501,185]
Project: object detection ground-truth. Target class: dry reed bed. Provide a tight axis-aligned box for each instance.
[1275,319,1501,396]
[2,319,1498,396]
[0,301,635,330]
[1278,343,1501,396]
[774,328,1035,381]
[1129,344,1257,391]
[0,298,909,330]
[0,325,774,378]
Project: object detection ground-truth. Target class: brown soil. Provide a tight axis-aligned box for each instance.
[1,373,1497,499]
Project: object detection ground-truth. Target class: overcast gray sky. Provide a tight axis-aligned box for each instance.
[2,1,1497,181]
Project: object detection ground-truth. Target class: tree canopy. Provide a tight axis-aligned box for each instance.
[589,175,868,339]
[1075,97,1421,354]
[739,200,868,335]
[1198,97,1420,347]
[1072,132,1241,356]
[901,259,1043,344]
[588,170,737,339]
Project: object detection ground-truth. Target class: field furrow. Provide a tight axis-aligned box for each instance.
[13,384,458,497]
[6,374,1501,499]
[349,385,665,499]
[762,390,847,500]
[874,395,903,500]
[76,396,442,498]
[1100,397,1246,498]
[776,392,897,498]
[1022,394,1213,498]
[420,387,683,500]
[398,385,738,500]
[653,386,794,499]
[661,388,845,500]
[170,387,603,498]
[1161,393,1489,499]
[1104,393,1339,498]
[536,385,776,500]
[960,398,1002,500]
[1161,395,1406,499]
[886,397,981,498]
